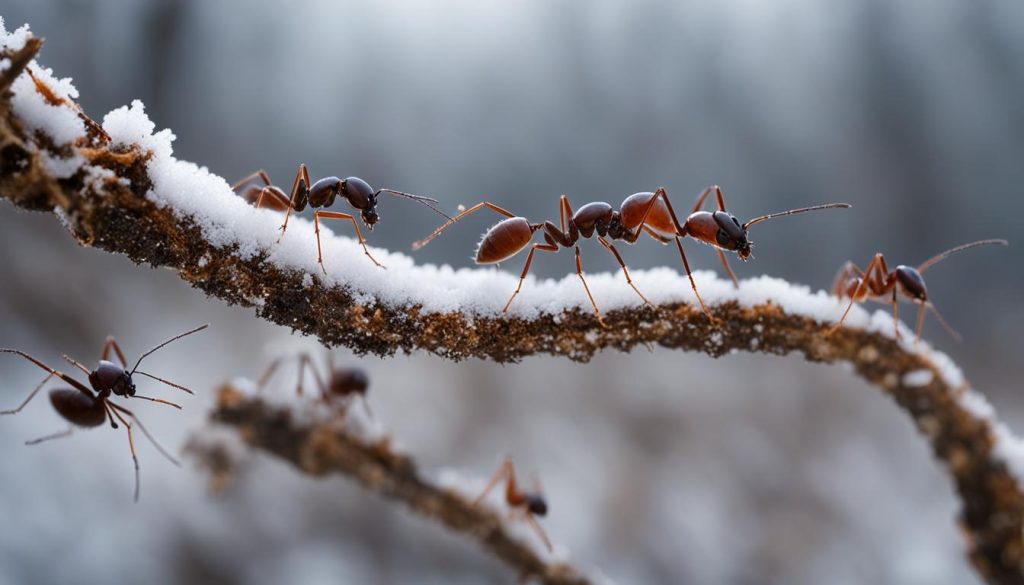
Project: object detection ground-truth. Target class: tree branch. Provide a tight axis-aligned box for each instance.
[194,384,594,585]
[2,33,1023,584]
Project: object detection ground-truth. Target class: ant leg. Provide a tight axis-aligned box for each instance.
[295,353,327,398]
[474,458,515,507]
[25,427,73,445]
[61,354,91,376]
[230,169,272,192]
[716,249,739,288]
[0,349,94,397]
[110,402,180,466]
[412,201,516,250]
[575,246,608,328]
[1,371,55,415]
[107,405,141,502]
[691,186,717,214]
[672,237,716,322]
[277,163,312,242]
[830,261,865,297]
[598,236,653,307]
[914,300,927,343]
[101,336,129,367]
[892,287,901,341]
[642,225,673,244]
[559,195,578,242]
[257,357,283,392]
[525,513,554,553]
[827,254,887,336]
[502,244,559,313]
[313,210,385,273]
[254,186,291,211]
[927,302,962,342]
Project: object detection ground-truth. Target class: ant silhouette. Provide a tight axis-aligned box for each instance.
[0,324,209,501]
[473,457,552,553]
[232,164,450,273]
[413,186,848,325]
[827,239,1008,341]
[257,352,372,417]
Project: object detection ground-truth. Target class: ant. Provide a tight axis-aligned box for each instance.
[232,164,450,273]
[0,324,209,501]
[473,457,552,553]
[257,352,372,417]
[827,239,1008,342]
[412,186,848,325]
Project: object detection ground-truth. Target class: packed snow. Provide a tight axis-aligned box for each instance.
[3,18,1023,486]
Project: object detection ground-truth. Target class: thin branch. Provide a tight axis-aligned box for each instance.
[2,35,1024,584]
[198,384,594,585]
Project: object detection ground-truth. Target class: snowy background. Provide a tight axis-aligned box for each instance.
[1,1,1023,584]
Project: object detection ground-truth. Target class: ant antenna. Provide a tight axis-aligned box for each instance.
[134,371,195,395]
[130,323,209,375]
[132,395,182,409]
[742,203,851,230]
[916,239,1008,274]
[376,189,453,221]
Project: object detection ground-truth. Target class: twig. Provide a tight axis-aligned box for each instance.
[2,34,1023,584]
[200,384,593,585]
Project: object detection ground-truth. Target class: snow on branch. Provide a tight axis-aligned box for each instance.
[2,25,1024,584]
[194,383,595,585]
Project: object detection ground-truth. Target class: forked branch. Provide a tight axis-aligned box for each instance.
[199,385,593,585]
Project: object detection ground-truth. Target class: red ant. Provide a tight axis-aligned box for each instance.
[413,186,848,325]
[0,324,209,501]
[232,164,450,273]
[257,352,372,417]
[473,457,552,553]
[827,239,1008,342]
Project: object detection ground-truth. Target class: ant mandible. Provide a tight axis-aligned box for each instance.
[0,324,209,501]
[827,239,1008,342]
[412,187,848,325]
[473,457,552,553]
[233,164,450,273]
[257,352,372,417]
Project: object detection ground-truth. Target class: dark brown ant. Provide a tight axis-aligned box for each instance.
[0,324,209,501]
[473,457,552,553]
[412,186,848,325]
[232,164,450,273]
[257,352,372,417]
[827,239,1008,342]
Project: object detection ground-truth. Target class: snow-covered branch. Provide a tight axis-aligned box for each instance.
[197,383,594,585]
[2,25,1023,584]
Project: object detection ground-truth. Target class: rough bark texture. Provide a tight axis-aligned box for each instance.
[2,37,1023,584]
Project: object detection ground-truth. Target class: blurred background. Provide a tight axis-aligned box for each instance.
[1,1,1022,583]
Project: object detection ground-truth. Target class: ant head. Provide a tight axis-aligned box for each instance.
[361,205,379,230]
[895,265,928,302]
[712,211,751,260]
[525,493,548,516]
[606,211,625,239]
[92,360,136,397]
[330,368,370,397]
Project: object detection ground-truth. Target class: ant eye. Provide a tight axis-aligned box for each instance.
[716,229,731,246]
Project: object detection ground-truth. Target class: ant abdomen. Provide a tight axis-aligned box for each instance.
[49,389,106,427]
[476,217,535,264]
[620,192,674,235]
